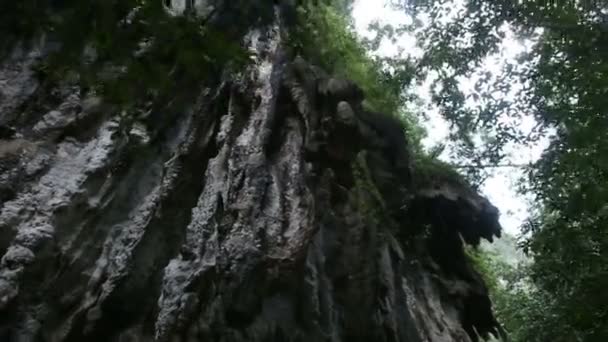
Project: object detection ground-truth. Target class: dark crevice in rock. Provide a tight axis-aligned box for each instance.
[68,83,230,341]
[9,81,65,131]
[264,87,293,162]
[0,126,16,139]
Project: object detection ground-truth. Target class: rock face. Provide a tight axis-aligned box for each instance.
[0,2,503,342]
[163,0,213,17]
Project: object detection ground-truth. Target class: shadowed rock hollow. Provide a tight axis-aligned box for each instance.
[0,1,504,341]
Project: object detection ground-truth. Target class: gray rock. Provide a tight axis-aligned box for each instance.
[0,3,503,342]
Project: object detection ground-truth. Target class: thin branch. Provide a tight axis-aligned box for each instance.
[452,163,532,169]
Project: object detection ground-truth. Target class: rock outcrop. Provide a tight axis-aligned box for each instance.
[0,2,503,341]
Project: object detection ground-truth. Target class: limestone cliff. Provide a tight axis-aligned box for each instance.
[0,1,503,341]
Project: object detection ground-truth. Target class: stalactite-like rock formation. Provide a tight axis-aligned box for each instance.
[0,2,503,341]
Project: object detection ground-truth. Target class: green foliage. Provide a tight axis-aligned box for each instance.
[403,0,608,340]
[466,246,529,341]
[467,243,600,342]
[5,0,248,109]
[352,152,392,226]
[85,5,248,107]
[411,152,471,190]
[291,1,425,148]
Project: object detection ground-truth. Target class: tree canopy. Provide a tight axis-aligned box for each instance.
[385,0,608,340]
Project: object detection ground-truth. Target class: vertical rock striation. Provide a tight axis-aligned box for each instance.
[0,2,504,341]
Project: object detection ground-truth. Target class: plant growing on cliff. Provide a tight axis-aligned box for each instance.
[3,0,249,110]
[290,0,426,149]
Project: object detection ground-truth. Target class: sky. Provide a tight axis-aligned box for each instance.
[352,0,549,235]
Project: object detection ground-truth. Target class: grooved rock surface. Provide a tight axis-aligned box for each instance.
[0,3,503,342]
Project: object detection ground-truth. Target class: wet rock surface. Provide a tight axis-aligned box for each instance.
[0,3,503,342]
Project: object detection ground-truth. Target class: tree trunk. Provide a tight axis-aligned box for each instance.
[0,2,503,342]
